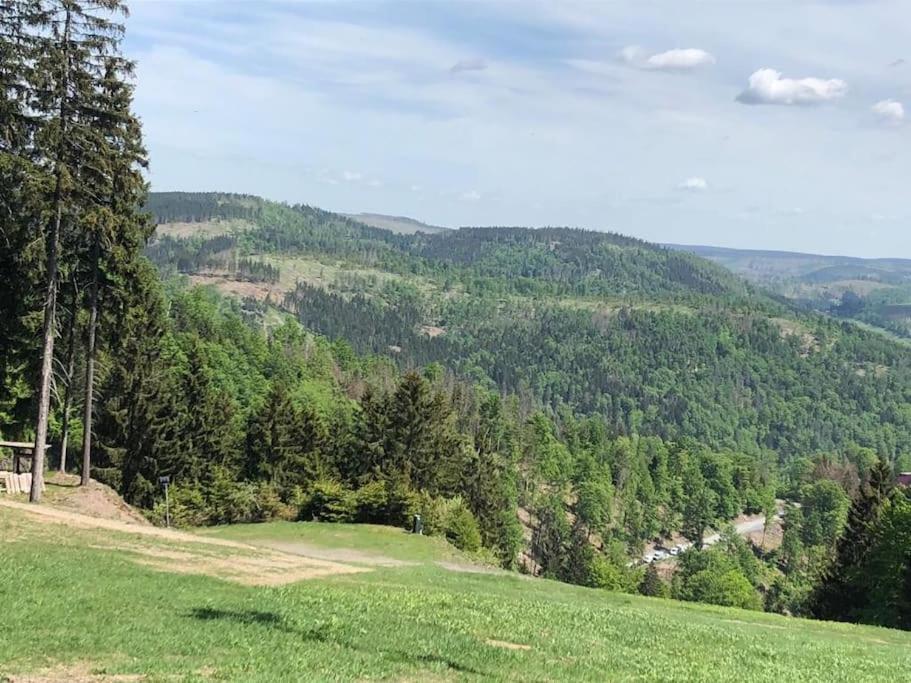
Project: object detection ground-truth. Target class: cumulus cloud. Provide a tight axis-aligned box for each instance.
[646,49,716,70]
[450,58,487,74]
[679,177,708,191]
[736,68,847,105]
[872,99,905,125]
[342,170,362,181]
[459,190,481,201]
[620,46,715,71]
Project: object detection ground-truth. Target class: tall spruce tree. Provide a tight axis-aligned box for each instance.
[0,1,47,438]
[27,0,131,501]
[809,460,894,621]
[77,54,149,486]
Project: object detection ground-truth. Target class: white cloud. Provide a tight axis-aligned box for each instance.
[367,178,383,187]
[460,190,481,202]
[679,177,708,191]
[736,68,847,105]
[620,46,715,71]
[646,49,716,71]
[872,99,905,125]
[410,184,422,192]
[342,170,363,181]
[450,58,487,74]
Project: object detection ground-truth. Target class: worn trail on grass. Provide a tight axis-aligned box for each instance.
[0,499,366,586]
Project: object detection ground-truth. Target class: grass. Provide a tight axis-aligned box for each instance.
[200,520,470,565]
[2,505,911,682]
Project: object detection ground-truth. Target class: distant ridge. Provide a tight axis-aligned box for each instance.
[668,243,911,267]
[666,243,911,282]
[344,212,449,235]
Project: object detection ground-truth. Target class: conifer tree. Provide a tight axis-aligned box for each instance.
[0,1,48,439]
[810,460,894,621]
[27,0,131,501]
[77,54,149,486]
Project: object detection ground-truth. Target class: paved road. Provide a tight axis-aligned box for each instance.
[702,515,768,547]
[643,512,779,563]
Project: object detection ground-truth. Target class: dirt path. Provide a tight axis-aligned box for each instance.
[257,540,416,567]
[0,499,367,586]
[2,498,499,580]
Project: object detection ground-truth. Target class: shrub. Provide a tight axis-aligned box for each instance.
[91,467,122,492]
[384,480,420,528]
[355,480,389,523]
[416,494,482,552]
[147,485,209,527]
[445,504,482,552]
[639,564,669,598]
[302,479,355,523]
[680,568,762,611]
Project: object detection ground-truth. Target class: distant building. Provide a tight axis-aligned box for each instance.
[898,472,911,487]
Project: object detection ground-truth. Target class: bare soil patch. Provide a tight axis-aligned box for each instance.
[485,639,531,651]
[436,561,502,576]
[44,474,148,526]
[4,661,143,682]
[259,540,415,568]
[0,499,366,586]
[188,274,282,302]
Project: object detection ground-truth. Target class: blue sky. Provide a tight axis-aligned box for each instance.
[126,1,911,257]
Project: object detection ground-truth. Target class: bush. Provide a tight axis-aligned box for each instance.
[354,480,390,523]
[384,480,420,528]
[147,485,209,527]
[679,568,762,610]
[91,466,122,492]
[639,564,669,598]
[445,504,482,552]
[302,479,355,523]
[416,494,482,552]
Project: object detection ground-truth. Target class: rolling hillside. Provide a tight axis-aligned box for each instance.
[669,244,911,284]
[3,499,910,682]
[343,212,449,234]
[670,243,911,339]
[144,192,911,464]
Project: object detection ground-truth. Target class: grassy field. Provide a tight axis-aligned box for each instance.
[2,503,910,682]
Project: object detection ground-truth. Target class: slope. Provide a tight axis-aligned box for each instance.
[142,192,911,464]
[343,211,449,234]
[2,502,909,682]
[670,243,911,340]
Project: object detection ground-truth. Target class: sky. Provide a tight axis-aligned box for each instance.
[125,0,911,257]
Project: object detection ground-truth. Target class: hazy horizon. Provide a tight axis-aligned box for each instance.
[127,1,911,259]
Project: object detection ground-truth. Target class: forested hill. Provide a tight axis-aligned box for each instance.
[146,192,759,304]
[146,191,911,463]
[668,243,911,342]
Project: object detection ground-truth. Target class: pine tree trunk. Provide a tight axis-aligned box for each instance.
[30,196,62,502]
[31,3,72,503]
[80,238,99,487]
[58,287,78,473]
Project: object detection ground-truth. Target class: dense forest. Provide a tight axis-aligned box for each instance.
[677,244,911,342]
[2,1,911,631]
[146,193,911,465]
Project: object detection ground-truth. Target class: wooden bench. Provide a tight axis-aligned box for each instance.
[0,441,50,495]
[0,471,40,495]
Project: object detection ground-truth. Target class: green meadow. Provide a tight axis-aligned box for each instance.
[2,505,909,682]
